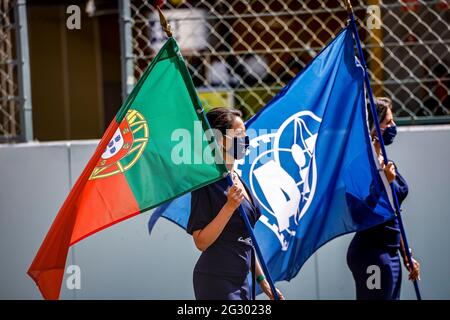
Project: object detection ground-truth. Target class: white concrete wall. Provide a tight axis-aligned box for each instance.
[1,125,449,299]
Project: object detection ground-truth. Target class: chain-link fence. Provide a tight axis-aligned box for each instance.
[125,0,450,125]
[0,0,32,143]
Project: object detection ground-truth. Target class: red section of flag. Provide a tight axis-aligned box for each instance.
[27,119,131,300]
[70,173,140,245]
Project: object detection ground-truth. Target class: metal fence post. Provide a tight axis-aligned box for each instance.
[119,0,134,102]
[15,0,33,142]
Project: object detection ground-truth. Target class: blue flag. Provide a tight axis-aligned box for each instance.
[148,27,395,284]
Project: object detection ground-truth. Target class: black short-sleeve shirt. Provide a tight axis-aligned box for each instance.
[187,177,262,277]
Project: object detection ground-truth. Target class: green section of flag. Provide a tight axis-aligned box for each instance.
[121,38,227,211]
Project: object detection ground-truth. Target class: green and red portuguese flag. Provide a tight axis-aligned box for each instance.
[28,38,227,299]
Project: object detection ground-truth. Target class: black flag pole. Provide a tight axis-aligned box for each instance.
[156,6,280,300]
[224,174,280,300]
[344,0,422,300]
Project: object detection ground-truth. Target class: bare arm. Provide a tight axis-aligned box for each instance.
[255,255,285,300]
[400,236,420,281]
[192,185,243,251]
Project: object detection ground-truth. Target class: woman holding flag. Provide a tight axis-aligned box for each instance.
[347,97,421,300]
[187,107,284,300]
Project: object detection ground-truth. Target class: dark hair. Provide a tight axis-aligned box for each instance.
[368,97,393,129]
[206,107,243,134]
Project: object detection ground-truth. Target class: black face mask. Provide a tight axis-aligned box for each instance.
[382,125,397,145]
[226,135,250,160]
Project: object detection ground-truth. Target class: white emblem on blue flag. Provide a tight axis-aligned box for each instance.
[236,111,321,251]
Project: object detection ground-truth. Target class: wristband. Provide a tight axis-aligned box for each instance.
[256,274,266,284]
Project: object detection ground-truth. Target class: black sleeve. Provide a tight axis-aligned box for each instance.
[186,186,213,235]
[393,169,409,204]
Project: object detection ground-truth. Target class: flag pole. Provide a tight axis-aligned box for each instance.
[224,175,280,300]
[344,0,422,300]
[156,6,279,300]
[157,6,172,38]
[225,175,280,300]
